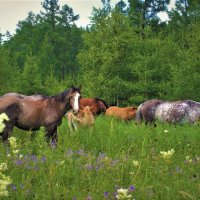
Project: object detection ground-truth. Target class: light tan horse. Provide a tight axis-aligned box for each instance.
[106,106,137,121]
[66,106,94,132]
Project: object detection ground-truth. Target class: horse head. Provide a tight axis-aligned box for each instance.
[68,85,81,114]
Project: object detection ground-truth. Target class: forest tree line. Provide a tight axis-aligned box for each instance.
[0,0,200,106]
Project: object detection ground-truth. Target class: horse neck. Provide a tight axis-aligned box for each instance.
[53,90,70,103]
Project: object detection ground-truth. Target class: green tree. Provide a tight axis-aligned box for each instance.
[19,55,42,94]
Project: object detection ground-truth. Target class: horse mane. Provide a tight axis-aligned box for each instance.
[51,90,71,102]
[184,100,200,107]
[94,98,109,108]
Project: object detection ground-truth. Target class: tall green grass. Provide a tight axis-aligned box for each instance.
[0,116,199,199]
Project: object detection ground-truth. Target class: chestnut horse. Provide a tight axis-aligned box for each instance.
[79,98,109,115]
[0,86,81,143]
[136,99,200,124]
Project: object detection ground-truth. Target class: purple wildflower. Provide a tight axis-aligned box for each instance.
[66,149,73,157]
[15,159,23,165]
[103,192,109,198]
[10,184,17,191]
[129,185,135,192]
[77,149,84,155]
[30,155,38,162]
[51,140,57,149]
[41,156,47,164]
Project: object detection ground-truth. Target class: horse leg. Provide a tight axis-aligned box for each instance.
[67,113,75,133]
[45,124,58,144]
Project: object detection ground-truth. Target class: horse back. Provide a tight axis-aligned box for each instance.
[0,94,21,113]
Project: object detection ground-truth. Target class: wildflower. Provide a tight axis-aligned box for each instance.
[0,175,12,197]
[0,113,9,133]
[0,163,8,171]
[164,129,168,133]
[13,150,19,154]
[116,188,132,199]
[41,156,47,164]
[160,149,175,159]
[58,160,65,166]
[185,156,192,163]
[0,113,9,122]
[129,185,135,192]
[8,137,17,149]
[103,191,109,198]
[132,160,140,167]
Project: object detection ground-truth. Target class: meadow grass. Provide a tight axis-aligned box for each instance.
[0,116,200,200]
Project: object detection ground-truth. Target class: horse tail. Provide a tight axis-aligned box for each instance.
[135,103,143,124]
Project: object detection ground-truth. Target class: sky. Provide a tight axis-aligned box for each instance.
[0,0,175,35]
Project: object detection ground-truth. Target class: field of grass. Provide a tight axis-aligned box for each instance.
[0,115,200,200]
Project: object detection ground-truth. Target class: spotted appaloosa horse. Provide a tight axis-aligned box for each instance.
[0,86,81,143]
[136,99,200,124]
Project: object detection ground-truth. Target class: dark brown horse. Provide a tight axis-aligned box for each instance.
[79,98,109,115]
[0,86,81,143]
[136,99,200,124]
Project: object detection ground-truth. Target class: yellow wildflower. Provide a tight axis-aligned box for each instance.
[8,137,17,149]
[13,150,19,154]
[0,163,8,171]
[132,160,140,167]
[160,149,175,159]
[186,156,192,163]
[0,113,9,133]
[116,188,132,199]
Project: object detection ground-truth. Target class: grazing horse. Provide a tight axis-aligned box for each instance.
[106,106,137,121]
[66,106,94,132]
[79,98,109,115]
[0,86,81,143]
[136,99,200,124]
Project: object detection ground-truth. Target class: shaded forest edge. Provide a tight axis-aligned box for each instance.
[0,0,200,106]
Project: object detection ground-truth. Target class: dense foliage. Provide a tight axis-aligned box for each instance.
[0,0,200,105]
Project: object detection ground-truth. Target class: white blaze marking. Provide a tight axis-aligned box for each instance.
[73,92,80,113]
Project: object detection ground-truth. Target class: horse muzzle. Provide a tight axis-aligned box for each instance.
[73,109,79,114]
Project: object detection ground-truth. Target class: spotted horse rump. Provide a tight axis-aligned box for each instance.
[136,99,200,124]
